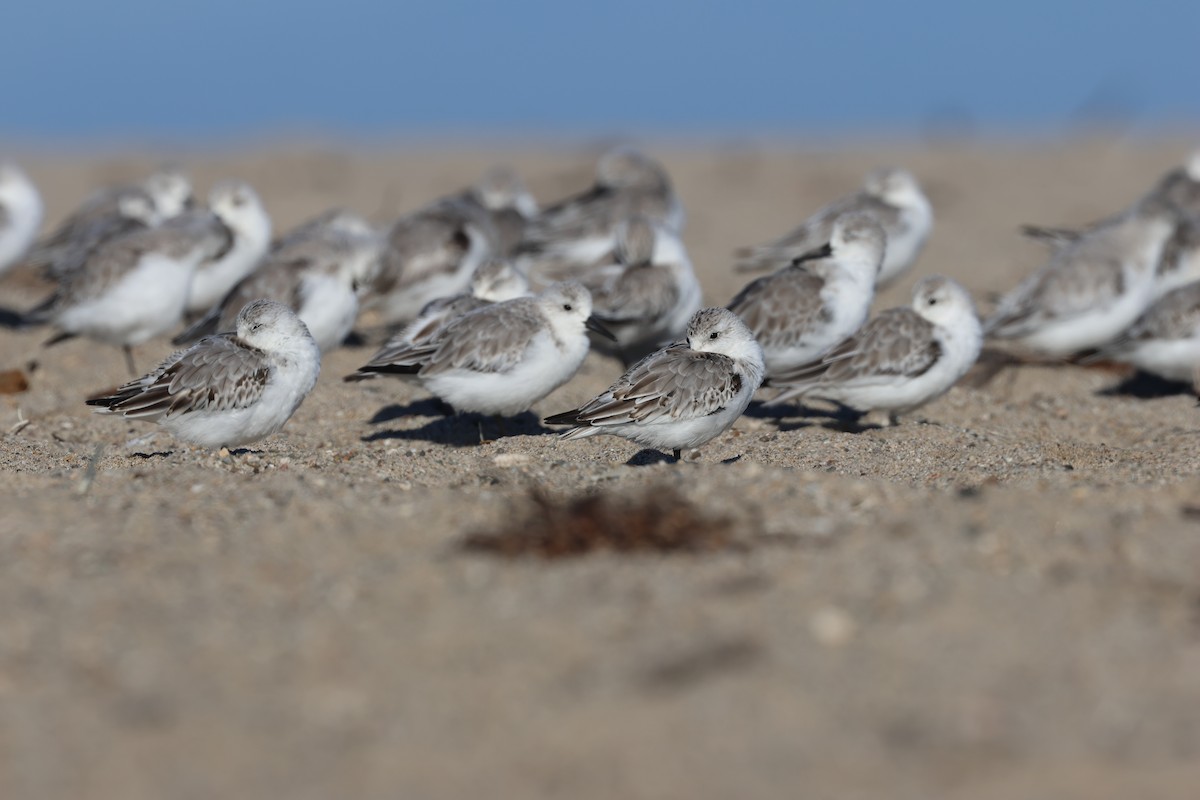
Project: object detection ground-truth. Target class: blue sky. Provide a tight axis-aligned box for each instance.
[3,0,1198,140]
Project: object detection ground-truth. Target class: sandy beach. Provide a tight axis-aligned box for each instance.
[2,138,1200,799]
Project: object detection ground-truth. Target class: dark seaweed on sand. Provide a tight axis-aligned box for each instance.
[460,486,744,558]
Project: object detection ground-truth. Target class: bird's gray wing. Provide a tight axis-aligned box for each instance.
[1116,282,1200,345]
[553,344,742,427]
[374,201,484,294]
[87,334,269,418]
[727,266,828,351]
[985,243,1126,337]
[419,303,543,375]
[587,263,679,324]
[358,301,542,376]
[775,309,940,387]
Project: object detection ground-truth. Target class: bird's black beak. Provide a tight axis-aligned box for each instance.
[791,242,834,265]
[585,316,618,341]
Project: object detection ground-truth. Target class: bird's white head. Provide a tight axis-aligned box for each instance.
[614,215,657,267]
[117,192,161,225]
[911,275,976,327]
[864,167,927,210]
[537,280,595,335]
[143,168,193,218]
[0,162,39,208]
[469,258,529,302]
[830,212,887,280]
[686,307,765,366]
[473,167,539,219]
[236,299,312,350]
[209,180,271,243]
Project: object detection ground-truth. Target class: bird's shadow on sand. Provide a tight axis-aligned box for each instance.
[1097,372,1196,399]
[367,398,456,425]
[0,306,28,329]
[362,407,554,447]
[744,399,880,433]
[626,449,678,467]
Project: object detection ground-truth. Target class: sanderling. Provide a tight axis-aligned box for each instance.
[369,198,495,325]
[727,213,884,377]
[576,215,702,363]
[735,167,932,287]
[0,162,44,276]
[1021,153,1200,300]
[32,168,194,281]
[176,217,382,354]
[185,181,272,314]
[516,149,684,278]
[86,299,320,451]
[30,189,158,281]
[455,167,540,257]
[272,207,377,251]
[387,258,532,351]
[770,276,982,426]
[544,307,765,461]
[986,191,1183,357]
[347,281,610,417]
[1091,280,1200,390]
[25,210,232,372]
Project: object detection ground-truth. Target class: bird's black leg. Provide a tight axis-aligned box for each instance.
[672,448,682,462]
[122,345,137,376]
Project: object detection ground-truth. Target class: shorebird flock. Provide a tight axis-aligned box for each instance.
[1,147,1198,461]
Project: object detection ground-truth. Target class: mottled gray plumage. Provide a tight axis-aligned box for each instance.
[175,224,376,345]
[1110,281,1200,345]
[734,168,930,285]
[727,263,830,354]
[774,309,941,387]
[28,187,158,279]
[555,343,742,427]
[358,299,545,377]
[29,211,231,322]
[373,199,490,297]
[88,333,270,418]
[519,150,681,252]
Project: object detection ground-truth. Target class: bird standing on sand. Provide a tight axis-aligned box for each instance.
[87,299,321,451]
[348,281,611,418]
[545,307,765,461]
[727,213,884,378]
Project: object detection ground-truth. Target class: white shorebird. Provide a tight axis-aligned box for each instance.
[176,213,382,354]
[577,215,702,363]
[272,207,377,250]
[87,299,320,451]
[369,198,495,325]
[25,210,232,372]
[986,191,1184,357]
[387,258,531,351]
[1021,153,1200,300]
[0,162,44,277]
[348,281,610,417]
[770,276,982,426]
[31,168,193,281]
[727,213,884,377]
[735,167,933,287]
[184,180,272,314]
[544,307,764,461]
[1091,280,1200,390]
[455,167,540,257]
[516,148,685,279]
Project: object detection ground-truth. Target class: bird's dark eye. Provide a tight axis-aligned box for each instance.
[709,331,719,340]
[563,304,572,311]
[929,297,939,305]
